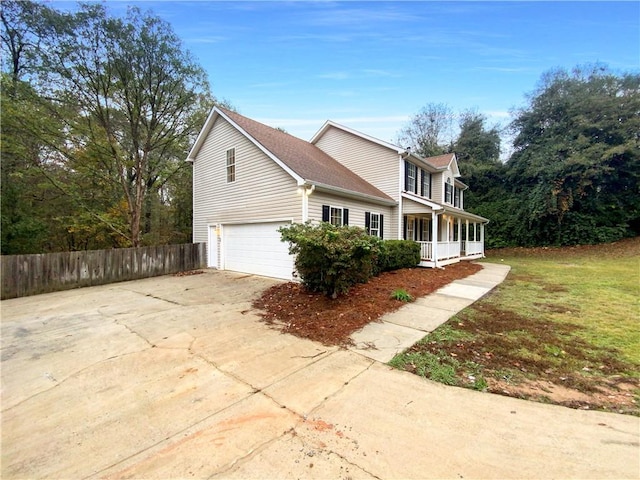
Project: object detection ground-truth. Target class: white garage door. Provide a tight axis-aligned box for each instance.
[222,222,294,280]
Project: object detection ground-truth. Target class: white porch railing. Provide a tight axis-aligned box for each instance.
[416,241,462,261]
[463,241,483,256]
[437,241,460,260]
[417,241,432,260]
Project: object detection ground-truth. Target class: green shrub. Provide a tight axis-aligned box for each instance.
[279,222,384,298]
[380,240,421,271]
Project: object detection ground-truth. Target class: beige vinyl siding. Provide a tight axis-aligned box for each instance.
[431,172,444,204]
[402,197,435,215]
[308,191,395,239]
[314,127,400,201]
[192,116,301,244]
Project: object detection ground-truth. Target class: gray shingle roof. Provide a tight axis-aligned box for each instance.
[219,107,394,203]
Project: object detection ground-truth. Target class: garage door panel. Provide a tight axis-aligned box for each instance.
[222,222,294,280]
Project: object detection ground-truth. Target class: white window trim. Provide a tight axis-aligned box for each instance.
[329,206,344,226]
[226,148,236,183]
[406,162,417,193]
[369,212,381,238]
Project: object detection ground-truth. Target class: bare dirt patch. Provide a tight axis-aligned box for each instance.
[253,262,482,347]
[398,282,639,415]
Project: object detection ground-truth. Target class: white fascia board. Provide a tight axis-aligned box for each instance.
[449,153,461,177]
[312,182,397,206]
[186,106,220,162]
[310,120,405,154]
[401,191,443,211]
[455,178,469,190]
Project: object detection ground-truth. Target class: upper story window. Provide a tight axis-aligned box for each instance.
[445,178,453,204]
[226,148,236,183]
[454,186,462,208]
[405,161,417,194]
[421,170,431,198]
[365,212,383,238]
[322,205,349,226]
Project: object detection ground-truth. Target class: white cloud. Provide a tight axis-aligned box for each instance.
[318,72,351,80]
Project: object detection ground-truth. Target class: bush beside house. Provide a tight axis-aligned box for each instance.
[279,223,420,298]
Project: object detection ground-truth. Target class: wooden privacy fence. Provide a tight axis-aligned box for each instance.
[1,243,206,300]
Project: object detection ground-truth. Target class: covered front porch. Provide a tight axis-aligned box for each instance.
[403,210,487,268]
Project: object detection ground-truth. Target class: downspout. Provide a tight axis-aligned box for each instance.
[432,210,445,268]
[398,153,407,239]
[301,184,315,222]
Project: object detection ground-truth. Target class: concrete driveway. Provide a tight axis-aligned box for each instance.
[2,270,638,479]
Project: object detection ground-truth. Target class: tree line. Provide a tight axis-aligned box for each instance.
[1,1,224,254]
[2,2,638,254]
[398,66,640,247]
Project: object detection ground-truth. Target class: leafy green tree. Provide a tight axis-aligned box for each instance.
[452,111,511,248]
[1,2,216,251]
[454,110,501,165]
[35,4,212,247]
[507,65,640,245]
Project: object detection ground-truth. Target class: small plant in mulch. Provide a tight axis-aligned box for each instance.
[391,288,413,302]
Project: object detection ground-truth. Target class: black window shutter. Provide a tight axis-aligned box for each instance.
[404,160,409,191]
[414,218,418,240]
[380,215,384,239]
[429,173,432,198]
[343,208,349,225]
[419,219,424,241]
[403,215,407,240]
[322,205,329,222]
[420,170,425,196]
[365,212,371,234]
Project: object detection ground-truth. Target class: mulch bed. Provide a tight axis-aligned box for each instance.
[252,262,482,346]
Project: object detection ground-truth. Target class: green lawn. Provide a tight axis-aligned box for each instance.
[389,237,640,414]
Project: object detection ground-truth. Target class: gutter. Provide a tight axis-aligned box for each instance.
[304,181,398,207]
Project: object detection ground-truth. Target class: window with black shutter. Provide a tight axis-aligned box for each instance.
[322,205,348,226]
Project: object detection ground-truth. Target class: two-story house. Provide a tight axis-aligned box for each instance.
[188,106,488,280]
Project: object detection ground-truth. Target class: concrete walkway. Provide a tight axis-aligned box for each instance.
[2,266,638,479]
[350,262,511,362]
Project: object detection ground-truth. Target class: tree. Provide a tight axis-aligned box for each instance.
[38,4,212,247]
[506,65,640,245]
[396,103,454,157]
[454,110,501,165]
[452,111,508,248]
[1,2,215,251]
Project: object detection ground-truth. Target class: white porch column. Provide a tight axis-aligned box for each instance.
[457,217,462,255]
[481,223,485,255]
[431,211,438,266]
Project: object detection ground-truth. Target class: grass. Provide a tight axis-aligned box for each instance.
[391,288,413,302]
[389,237,640,414]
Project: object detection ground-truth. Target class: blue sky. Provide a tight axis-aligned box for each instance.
[55,1,639,146]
